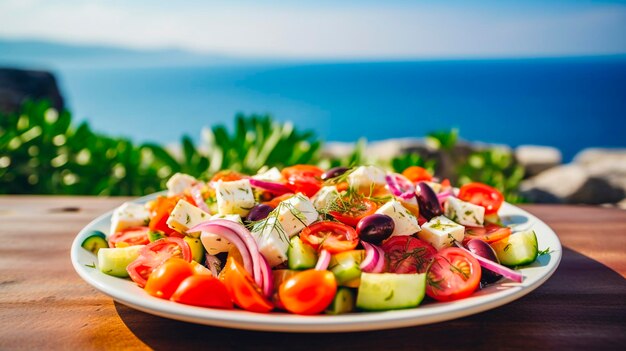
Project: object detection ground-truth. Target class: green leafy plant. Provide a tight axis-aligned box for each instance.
[202,114,321,175]
[457,148,526,203]
[0,101,322,195]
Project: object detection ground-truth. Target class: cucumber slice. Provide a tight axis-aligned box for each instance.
[329,250,364,286]
[148,231,166,242]
[97,245,144,277]
[491,230,538,266]
[81,230,109,254]
[184,236,205,263]
[288,236,318,270]
[356,272,426,311]
[326,287,356,315]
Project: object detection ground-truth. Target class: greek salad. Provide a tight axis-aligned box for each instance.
[81,165,543,315]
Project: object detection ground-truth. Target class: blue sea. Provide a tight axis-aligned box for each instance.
[47,57,626,161]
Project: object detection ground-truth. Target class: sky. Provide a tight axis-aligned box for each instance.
[1,0,626,59]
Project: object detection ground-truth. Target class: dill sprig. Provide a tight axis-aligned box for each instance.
[247,194,310,245]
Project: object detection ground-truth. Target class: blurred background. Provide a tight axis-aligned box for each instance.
[0,0,625,207]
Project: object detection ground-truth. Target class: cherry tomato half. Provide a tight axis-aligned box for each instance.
[300,221,359,254]
[219,256,273,313]
[458,182,504,215]
[329,197,378,227]
[127,237,192,287]
[426,247,481,302]
[144,258,194,299]
[281,165,324,198]
[382,236,437,274]
[171,275,233,309]
[108,226,150,248]
[279,269,337,315]
[402,166,433,183]
[463,222,512,244]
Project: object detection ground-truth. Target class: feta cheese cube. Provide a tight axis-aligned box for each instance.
[166,173,197,196]
[166,199,211,237]
[348,166,387,193]
[215,179,255,217]
[275,193,318,237]
[110,202,149,235]
[375,199,421,237]
[444,197,485,227]
[418,215,465,250]
[251,217,290,267]
[252,167,285,183]
[312,186,339,212]
[200,214,243,255]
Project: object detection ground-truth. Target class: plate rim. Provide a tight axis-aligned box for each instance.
[71,192,562,333]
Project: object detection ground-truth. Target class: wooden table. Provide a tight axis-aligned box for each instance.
[1,197,624,350]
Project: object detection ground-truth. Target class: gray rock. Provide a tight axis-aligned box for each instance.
[521,149,626,205]
[0,68,64,114]
[515,145,562,177]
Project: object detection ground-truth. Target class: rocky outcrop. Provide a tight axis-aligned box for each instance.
[520,149,626,207]
[0,68,64,114]
[515,145,562,177]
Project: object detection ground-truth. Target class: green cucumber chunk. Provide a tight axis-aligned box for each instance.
[491,230,538,266]
[326,287,356,315]
[148,231,166,242]
[288,236,318,270]
[184,236,205,263]
[356,272,426,311]
[329,250,364,286]
[97,245,144,277]
[81,230,109,254]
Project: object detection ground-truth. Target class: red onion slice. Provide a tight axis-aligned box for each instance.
[455,242,523,283]
[258,254,274,298]
[315,249,331,271]
[360,242,385,273]
[190,183,211,213]
[437,189,454,207]
[360,242,379,272]
[370,244,386,273]
[190,220,263,288]
[385,174,416,201]
[249,178,292,195]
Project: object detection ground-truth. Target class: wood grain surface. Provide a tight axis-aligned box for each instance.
[0,196,624,350]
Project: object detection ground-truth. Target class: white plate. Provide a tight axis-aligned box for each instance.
[71,193,562,332]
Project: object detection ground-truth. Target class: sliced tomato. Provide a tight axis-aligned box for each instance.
[149,196,185,236]
[463,222,512,244]
[144,258,194,299]
[127,237,192,287]
[458,182,504,215]
[210,170,245,182]
[382,236,437,274]
[329,197,378,227]
[300,221,359,254]
[426,247,481,302]
[171,275,233,309]
[219,256,273,313]
[402,166,433,183]
[108,226,150,248]
[278,270,337,315]
[281,165,323,198]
